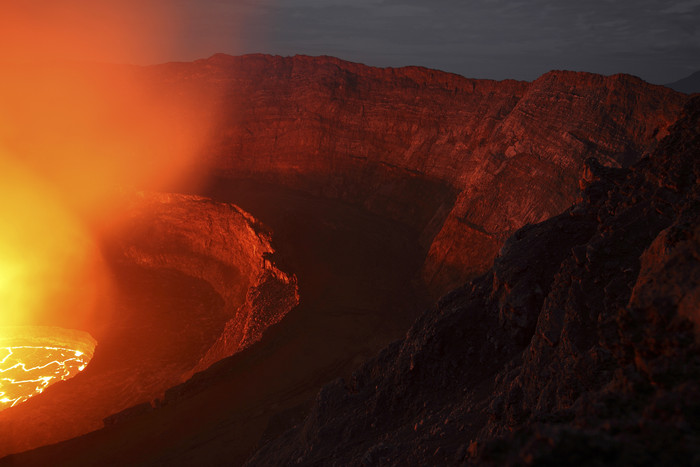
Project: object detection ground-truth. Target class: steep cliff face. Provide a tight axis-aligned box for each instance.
[246,96,700,467]
[149,54,686,294]
[424,70,685,292]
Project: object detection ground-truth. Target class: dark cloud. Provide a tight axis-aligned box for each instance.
[166,0,699,83]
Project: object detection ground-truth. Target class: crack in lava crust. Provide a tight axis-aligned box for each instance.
[0,326,96,411]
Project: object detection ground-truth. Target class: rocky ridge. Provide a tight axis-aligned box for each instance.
[246,96,700,466]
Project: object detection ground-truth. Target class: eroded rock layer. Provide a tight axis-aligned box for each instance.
[149,54,686,293]
[246,97,700,466]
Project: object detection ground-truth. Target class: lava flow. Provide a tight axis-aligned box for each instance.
[0,326,96,411]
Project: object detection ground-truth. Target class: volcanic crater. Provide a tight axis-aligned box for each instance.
[0,54,696,466]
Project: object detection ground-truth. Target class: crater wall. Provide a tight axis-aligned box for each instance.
[146,54,687,294]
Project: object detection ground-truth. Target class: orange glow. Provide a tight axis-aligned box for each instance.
[0,2,229,409]
[0,60,213,221]
[0,0,222,223]
[0,1,181,65]
[0,4,222,326]
[0,157,108,331]
[0,327,96,411]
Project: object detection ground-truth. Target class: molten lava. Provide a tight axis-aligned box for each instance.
[0,326,96,411]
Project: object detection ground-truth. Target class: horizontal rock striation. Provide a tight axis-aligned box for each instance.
[147,54,687,295]
[245,97,700,466]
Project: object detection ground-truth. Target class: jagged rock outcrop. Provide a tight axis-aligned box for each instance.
[246,97,700,466]
[150,54,686,294]
[423,70,686,293]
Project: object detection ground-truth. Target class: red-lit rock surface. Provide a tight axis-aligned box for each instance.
[108,192,299,373]
[245,96,700,466]
[149,54,685,294]
[0,193,297,456]
[0,56,693,465]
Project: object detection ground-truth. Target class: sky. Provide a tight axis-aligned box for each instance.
[158,0,700,84]
[2,1,699,84]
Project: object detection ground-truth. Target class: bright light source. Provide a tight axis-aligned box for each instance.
[0,326,96,411]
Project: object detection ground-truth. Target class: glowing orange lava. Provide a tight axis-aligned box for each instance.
[0,326,96,411]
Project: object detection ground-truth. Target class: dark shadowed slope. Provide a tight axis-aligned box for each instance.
[247,96,700,467]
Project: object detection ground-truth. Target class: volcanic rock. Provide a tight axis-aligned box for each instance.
[245,97,700,466]
[106,191,299,373]
[0,55,693,465]
[148,54,686,295]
